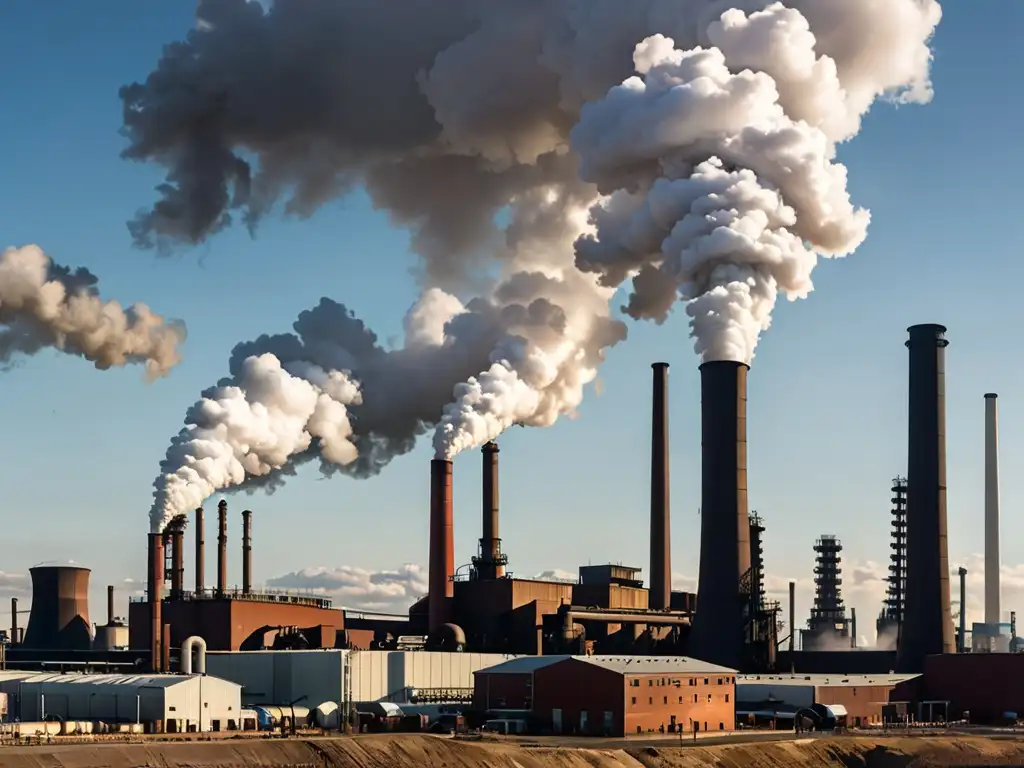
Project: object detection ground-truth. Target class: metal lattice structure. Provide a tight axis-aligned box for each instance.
[885,477,908,624]
[810,535,845,624]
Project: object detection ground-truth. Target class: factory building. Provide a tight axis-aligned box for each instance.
[736,673,916,728]
[892,654,1024,724]
[474,655,736,736]
[0,672,241,732]
[206,648,516,709]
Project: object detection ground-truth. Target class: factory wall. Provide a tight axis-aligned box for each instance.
[738,674,912,727]
[208,649,517,709]
[0,673,241,731]
[896,654,1024,724]
[207,649,343,710]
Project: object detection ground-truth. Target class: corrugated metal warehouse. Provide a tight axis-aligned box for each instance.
[206,649,517,708]
[0,673,241,732]
[737,673,916,727]
[474,655,736,737]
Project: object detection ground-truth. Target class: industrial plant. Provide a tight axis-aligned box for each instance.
[6,323,1024,730]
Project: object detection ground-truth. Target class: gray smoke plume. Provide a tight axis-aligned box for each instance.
[136,0,941,527]
[0,245,186,377]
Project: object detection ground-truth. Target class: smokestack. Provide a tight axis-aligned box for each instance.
[851,607,857,649]
[958,566,968,653]
[107,585,114,625]
[195,507,205,595]
[242,509,253,595]
[789,581,796,653]
[11,597,17,646]
[170,527,184,600]
[689,361,751,670]
[897,324,955,672]
[428,459,455,633]
[148,532,164,672]
[162,622,171,675]
[217,499,228,598]
[649,362,671,611]
[985,393,1001,627]
[476,442,506,580]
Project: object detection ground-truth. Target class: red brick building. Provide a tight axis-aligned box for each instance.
[474,655,736,736]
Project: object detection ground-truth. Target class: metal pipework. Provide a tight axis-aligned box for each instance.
[428,459,455,633]
[897,324,955,672]
[147,532,164,672]
[688,360,752,670]
[789,581,796,653]
[11,597,17,646]
[649,362,671,611]
[217,500,228,598]
[195,507,205,595]
[560,606,689,646]
[958,566,968,653]
[984,393,1001,627]
[851,607,857,649]
[242,509,253,595]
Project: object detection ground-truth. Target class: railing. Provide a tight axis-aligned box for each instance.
[129,587,333,609]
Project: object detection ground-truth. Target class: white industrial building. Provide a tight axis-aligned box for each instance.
[0,673,241,733]
[206,649,518,710]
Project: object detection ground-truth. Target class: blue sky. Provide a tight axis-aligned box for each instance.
[0,2,1022,637]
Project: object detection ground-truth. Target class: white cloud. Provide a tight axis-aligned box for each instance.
[0,571,30,598]
[266,564,427,613]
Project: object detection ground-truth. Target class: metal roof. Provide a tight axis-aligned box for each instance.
[12,673,229,689]
[737,673,919,688]
[476,655,737,676]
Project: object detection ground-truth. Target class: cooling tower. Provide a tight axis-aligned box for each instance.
[649,362,671,610]
[428,459,455,633]
[688,360,751,669]
[896,324,955,672]
[23,564,91,651]
[984,393,1000,626]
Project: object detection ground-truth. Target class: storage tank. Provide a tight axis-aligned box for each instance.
[93,621,130,650]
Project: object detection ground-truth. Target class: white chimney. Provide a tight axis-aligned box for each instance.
[985,393,1001,626]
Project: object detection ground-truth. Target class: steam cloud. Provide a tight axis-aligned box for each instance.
[0,245,186,377]
[133,0,940,526]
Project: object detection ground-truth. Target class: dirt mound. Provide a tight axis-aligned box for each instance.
[0,734,1023,768]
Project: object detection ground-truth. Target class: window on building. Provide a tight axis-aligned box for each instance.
[678,696,683,704]
[649,680,653,687]
[725,694,730,702]
[690,678,696,686]
[853,688,858,696]
[693,694,698,703]
[704,678,709,685]
[663,697,668,704]
[631,697,636,705]
[707,694,712,703]
[649,697,653,705]
[169,706,177,712]
[630,679,639,687]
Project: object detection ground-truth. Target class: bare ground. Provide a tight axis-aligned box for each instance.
[1,733,1023,767]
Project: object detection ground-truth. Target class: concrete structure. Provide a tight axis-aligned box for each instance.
[207,649,517,709]
[737,673,917,728]
[689,361,751,671]
[0,673,241,732]
[23,564,92,652]
[474,655,736,736]
[897,324,955,672]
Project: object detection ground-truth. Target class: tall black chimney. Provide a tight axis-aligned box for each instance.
[897,324,955,671]
[649,362,671,610]
[688,360,751,669]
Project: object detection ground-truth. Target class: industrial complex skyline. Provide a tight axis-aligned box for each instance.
[1,2,1023,653]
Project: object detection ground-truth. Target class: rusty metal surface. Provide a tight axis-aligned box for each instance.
[650,362,671,611]
[897,324,955,672]
[688,361,751,670]
[428,459,455,633]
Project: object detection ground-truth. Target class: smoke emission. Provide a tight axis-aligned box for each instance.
[134,0,941,524]
[0,245,186,377]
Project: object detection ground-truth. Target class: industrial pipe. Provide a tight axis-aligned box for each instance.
[689,360,752,670]
[181,635,208,675]
[985,393,1001,628]
[649,362,671,611]
[195,507,205,595]
[11,597,17,646]
[217,499,228,598]
[851,607,857,649]
[958,566,968,653]
[428,459,455,633]
[561,607,689,646]
[477,442,506,580]
[897,324,955,673]
[107,585,114,625]
[242,509,253,595]
[147,532,164,672]
[789,581,796,653]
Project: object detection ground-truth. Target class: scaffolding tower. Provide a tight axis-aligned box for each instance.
[801,535,851,650]
[876,476,906,649]
[746,512,779,671]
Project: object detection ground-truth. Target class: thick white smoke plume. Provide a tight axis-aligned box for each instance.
[134,0,940,522]
[0,245,185,377]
